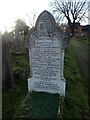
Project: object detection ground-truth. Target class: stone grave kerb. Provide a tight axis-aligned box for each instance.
[27,10,66,96]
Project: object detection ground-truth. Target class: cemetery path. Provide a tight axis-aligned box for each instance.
[70,38,88,80]
[70,38,90,113]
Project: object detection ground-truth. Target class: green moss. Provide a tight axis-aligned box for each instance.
[13,92,59,119]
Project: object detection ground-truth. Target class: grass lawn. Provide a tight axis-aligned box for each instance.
[74,37,90,45]
[2,41,30,119]
[63,39,89,119]
[2,38,89,119]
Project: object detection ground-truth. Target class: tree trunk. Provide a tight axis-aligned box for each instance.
[69,23,75,37]
[71,24,75,37]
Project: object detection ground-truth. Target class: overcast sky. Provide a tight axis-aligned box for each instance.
[0,0,89,33]
[0,0,52,33]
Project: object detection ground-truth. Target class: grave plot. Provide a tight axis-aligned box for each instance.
[13,10,69,119]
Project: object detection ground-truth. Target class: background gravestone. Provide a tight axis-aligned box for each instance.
[0,33,2,86]
[27,10,67,96]
[63,32,70,50]
[8,32,14,42]
[2,33,13,89]
[13,31,21,50]
[0,32,2,120]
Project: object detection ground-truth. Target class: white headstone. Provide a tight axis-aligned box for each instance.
[27,10,66,96]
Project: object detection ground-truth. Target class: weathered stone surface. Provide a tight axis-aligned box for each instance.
[2,33,13,89]
[8,32,14,42]
[2,32,14,42]
[0,33,2,120]
[0,33,2,85]
[27,10,66,96]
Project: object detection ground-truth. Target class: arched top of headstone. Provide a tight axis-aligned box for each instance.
[26,10,68,50]
[35,10,56,30]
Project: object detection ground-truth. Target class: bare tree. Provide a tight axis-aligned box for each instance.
[50,0,89,36]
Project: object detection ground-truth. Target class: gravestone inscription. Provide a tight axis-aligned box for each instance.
[27,10,67,96]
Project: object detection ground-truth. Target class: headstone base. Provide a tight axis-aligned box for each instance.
[28,78,65,96]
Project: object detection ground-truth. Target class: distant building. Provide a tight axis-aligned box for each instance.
[74,23,82,37]
[66,23,90,38]
[81,25,90,39]
[66,23,82,37]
